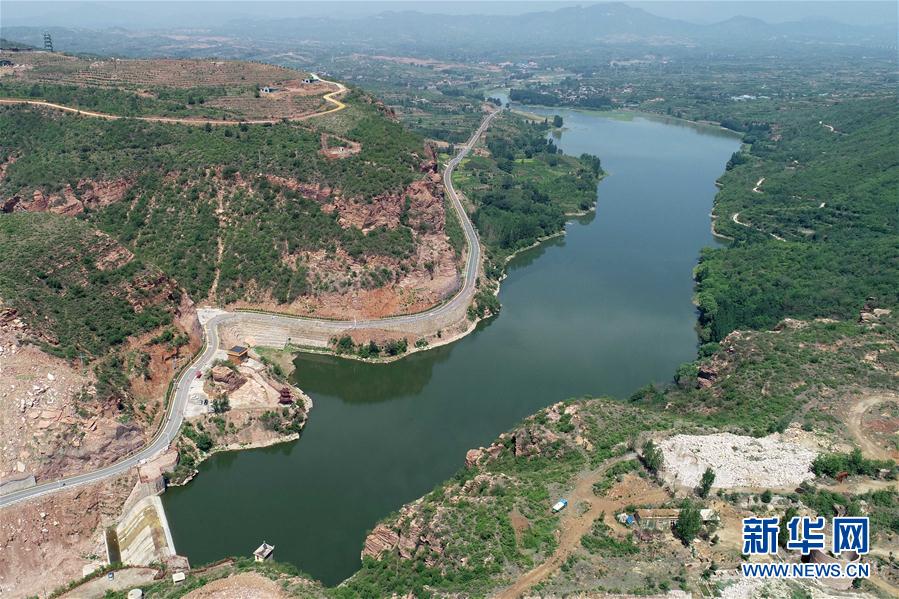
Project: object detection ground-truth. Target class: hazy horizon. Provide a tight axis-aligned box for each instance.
[2,0,895,29]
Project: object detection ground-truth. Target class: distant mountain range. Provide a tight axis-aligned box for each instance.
[2,2,895,59]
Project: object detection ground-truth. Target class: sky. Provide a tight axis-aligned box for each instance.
[2,1,894,28]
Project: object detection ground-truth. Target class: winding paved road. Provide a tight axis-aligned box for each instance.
[0,107,501,508]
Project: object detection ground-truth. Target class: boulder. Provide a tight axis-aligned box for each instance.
[210,366,246,392]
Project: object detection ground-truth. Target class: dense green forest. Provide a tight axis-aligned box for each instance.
[695,97,899,341]
[453,113,603,277]
[0,212,175,359]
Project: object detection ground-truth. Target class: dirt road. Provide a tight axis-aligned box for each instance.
[847,393,899,461]
[731,211,786,242]
[0,79,347,125]
[494,453,669,599]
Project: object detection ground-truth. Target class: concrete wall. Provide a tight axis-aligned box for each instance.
[111,495,176,566]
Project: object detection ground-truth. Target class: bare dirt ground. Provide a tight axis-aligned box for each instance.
[60,566,157,599]
[495,455,670,599]
[1,53,305,89]
[0,52,348,123]
[0,472,137,598]
[846,392,899,461]
[182,572,287,598]
[320,132,362,159]
[0,308,149,484]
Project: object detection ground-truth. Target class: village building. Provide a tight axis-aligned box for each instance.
[254,541,275,562]
[699,509,719,523]
[227,345,248,364]
[634,508,680,530]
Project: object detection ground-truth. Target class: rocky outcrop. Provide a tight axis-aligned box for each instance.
[331,192,405,232]
[363,524,401,559]
[859,304,892,325]
[210,365,247,392]
[465,443,504,468]
[46,421,145,478]
[5,178,133,215]
[264,175,333,203]
[361,498,448,566]
[697,364,718,388]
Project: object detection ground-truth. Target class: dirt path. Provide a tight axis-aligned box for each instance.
[0,79,347,126]
[846,393,899,461]
[752,177,765,193]
[732,211,749,227]
[207,190,227,303]
[731,211,786,242]
[494,453,669,599]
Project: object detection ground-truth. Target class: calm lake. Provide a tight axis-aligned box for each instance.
[163,107,740,585]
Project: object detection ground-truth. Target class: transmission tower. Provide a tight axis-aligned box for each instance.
[43,32,54,52]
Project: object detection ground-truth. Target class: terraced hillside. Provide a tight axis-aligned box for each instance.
[0,52,332,120]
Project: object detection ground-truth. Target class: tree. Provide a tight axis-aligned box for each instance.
[697,467,715,498]
[778,506,798,549]
[212,395,230,414]
[642,439,664,474]
[674,500,702,545]
[552,115,563,128]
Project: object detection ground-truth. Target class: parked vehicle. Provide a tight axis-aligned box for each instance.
[551,499,568,513]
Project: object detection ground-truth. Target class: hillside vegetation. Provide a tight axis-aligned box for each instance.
[453,112,603,278]
[0,93,422,200]
[0,75,447,310]
[0,212,177,359]
[696,97,899,341]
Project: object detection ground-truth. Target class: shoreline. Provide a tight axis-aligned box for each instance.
[276,187,602,367]
[167,384,313,488]
[166,432,302,488]
[506,100,743,138]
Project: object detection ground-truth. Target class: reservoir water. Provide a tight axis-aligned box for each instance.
[163,108,741,585]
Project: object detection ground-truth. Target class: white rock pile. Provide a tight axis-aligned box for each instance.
[658,432,818,490]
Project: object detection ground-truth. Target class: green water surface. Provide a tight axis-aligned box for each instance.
[163,109,741,585]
